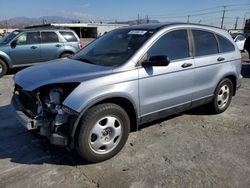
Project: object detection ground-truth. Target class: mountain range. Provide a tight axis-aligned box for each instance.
[0,16,160,28]
[0,16,82,28]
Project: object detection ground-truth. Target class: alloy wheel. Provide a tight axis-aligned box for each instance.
[217,84,230,109]
[88,116,123,154]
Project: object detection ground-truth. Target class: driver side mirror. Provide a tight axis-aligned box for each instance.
[141,55,170,67]
[10,40,17,48]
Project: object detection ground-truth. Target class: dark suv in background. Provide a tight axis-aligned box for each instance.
[0,29,83,77]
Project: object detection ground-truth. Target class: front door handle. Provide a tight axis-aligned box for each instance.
[56,44,62,47]
[217,57,225,62]
[30,46,37,49]
[181,63,193,68]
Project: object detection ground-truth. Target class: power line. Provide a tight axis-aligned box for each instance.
[92,4,250,29]
[226,8,250,12]
[182,5,223,13]
[148,4,250,18]
[222,3,250,8]
[148,6,223,17]
[150,10,222,20]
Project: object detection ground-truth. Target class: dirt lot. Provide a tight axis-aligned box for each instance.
[0,57,250,188]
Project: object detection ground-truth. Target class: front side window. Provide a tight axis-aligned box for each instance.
[16,33,27,45]
[193,30,218,56]
[216,34,235,53]
[73,29,155,67]
[16,32,40,45]
[41,32,59,43]
[147,30,190,61]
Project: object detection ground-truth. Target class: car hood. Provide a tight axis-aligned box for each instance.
[0,43,7,47]
[14,58,113,91]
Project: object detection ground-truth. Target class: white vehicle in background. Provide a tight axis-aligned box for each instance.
[232,34,246,51]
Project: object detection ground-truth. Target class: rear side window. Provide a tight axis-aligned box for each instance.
[216,34,235,53]
[59,31,78,42]
[27,32,40,44]
[148,29,190,61]
[193,30,218,56]
[41,32,59,43]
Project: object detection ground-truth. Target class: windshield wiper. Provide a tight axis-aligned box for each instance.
[76,57,96,65]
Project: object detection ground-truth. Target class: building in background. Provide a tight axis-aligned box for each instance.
[0,28,17,35]
[25,23,129,39]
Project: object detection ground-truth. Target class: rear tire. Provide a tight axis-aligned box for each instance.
[60,52,73,58]
[0,59,7,78]
[77,103,130,163]
[209,78,233,114]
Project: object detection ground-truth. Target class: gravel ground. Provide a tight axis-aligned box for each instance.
[0,58,249,188]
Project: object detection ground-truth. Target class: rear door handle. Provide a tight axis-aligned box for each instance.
[217,57,225,62]
[30,46,37,49]
[56,44,62,47]
[181,63,193,68]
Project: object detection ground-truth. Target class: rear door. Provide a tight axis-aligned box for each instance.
[10,31,41,65]
[191,29,222,100]
[40,31,63,61]
[139,29,195,121]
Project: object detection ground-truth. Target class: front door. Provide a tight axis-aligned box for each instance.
[139,29,195,122]
[10,32,41,65]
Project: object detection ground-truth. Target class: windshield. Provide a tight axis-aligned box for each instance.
[73,28,155,67]
[0,31,20,44]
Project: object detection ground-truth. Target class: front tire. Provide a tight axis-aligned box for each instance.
[209,78,233,114]
[0,59,7,78]
[77,103,130,162]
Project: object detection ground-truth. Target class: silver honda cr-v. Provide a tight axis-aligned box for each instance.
[12,23,242,162]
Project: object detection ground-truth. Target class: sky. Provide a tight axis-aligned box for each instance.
[0,0,250,29]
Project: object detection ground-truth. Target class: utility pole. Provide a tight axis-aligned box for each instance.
[137,14,140,25]
[5,20,8,32]
[221,6,226,29]
[187,15,190,23]
[234,16,239,30]
[146,15,149,24]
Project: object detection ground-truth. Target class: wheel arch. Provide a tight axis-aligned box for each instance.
[95,97,138,132]
[59,51,75,58]
[223,74,237,96]
[69,96,139,148]
[0,54,11,69]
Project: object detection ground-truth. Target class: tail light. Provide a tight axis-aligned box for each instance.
[78,43,83,49]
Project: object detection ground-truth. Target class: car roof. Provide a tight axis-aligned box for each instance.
[123,22,222,31]
[14,29,73,32]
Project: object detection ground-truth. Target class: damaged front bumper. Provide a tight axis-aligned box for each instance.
[12,94,38,130]
[12,94,69,146]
